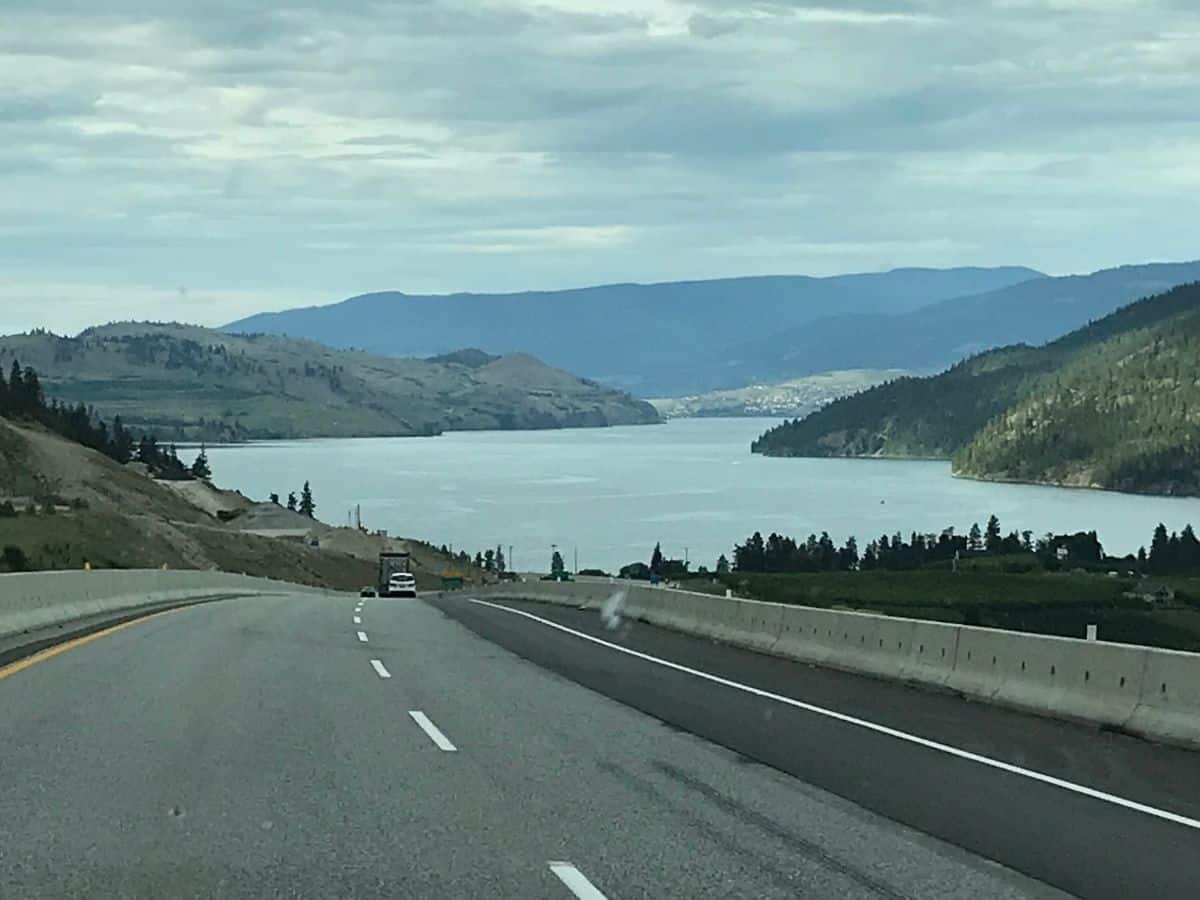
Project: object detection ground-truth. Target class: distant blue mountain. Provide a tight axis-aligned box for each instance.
[722,260,1200,385]
[225,267,1042,395]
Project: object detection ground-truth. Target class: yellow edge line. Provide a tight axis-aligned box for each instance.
[0,607,180,682]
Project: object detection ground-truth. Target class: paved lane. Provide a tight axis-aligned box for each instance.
[432,594,1200,900]
[1,590,1064,898]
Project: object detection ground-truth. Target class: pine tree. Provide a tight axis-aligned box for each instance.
[985,515,1002,553]
[190,445,212,480]
[299,481,315,518]
[484,549,495,572]
[1150,523,1170,573]
[715,554,730,575]
[286,492,298,512]
[495,545,506,573]
[968,522,983,552]
[1180,525,1200,573]
[110,416,134,464]
[8,360,22,414]
[551,550,565,577]
[650,542,664,574]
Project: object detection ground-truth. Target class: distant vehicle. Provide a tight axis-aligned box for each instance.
[386,571,417,598]
[360,586,376,598]
[378,550,412,596]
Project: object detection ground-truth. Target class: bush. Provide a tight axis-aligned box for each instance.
[1,545,29,572]
[0,501,17,518]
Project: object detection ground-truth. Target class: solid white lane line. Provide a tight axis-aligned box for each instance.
[467,598,1200,832]
[370,659,391,679]
[353,616,362,625]
[549,862,609,900]
[408,710,457,752]
[357,631,369,643]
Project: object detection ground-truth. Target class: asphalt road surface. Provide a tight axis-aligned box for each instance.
[0,589,1192,898]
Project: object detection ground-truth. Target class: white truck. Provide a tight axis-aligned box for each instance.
[378,551,416,597]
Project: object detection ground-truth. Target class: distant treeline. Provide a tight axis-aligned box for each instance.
[0,359,208,481]
[731,515,1200,576]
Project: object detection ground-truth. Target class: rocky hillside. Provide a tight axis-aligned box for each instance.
[0,324,659,441]
[753,282,1200,496]
[0,415,482,589]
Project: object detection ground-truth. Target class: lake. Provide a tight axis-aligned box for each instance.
[205,418,1200,574]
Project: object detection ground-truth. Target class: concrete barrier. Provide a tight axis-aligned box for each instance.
[474,579,1200,749]
[0,570,329,644]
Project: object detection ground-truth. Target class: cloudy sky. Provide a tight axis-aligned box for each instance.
[3,0,1199,334]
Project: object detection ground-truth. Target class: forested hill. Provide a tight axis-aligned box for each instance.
[0,324,660,442]
[752,282,1200,495]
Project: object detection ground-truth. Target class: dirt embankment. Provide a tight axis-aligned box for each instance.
[0,417,477,591]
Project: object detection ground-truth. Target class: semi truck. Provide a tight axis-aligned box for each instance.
[378,551,415,597]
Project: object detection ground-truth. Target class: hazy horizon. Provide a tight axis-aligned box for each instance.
[5,1,1199,335]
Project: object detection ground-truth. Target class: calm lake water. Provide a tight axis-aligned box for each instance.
[205,418,1200,574]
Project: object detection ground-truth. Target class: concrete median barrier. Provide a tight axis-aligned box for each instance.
[1128,649,1200,747]
[475,579,1200,749]
[0,570,329,647]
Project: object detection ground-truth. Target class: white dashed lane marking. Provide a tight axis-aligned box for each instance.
[370,659,391,679]
[549,862,609,900]
[409,710,457,752]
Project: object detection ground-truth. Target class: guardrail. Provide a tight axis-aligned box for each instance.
[0,570,328,645]
[475,578,1200,749]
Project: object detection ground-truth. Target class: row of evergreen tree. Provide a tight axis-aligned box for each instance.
[435,545,507,572]
[0,359,210,481]
[730,516,1200,575]
[267,483,316,518]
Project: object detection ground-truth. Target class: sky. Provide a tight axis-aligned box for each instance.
[3,0,1199,335]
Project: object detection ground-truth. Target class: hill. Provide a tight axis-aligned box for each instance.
[0,414,484,589]
[224,267,1041,395]
[752,282,1200,496]
[725,260,1200,386]
[0,323,659,441]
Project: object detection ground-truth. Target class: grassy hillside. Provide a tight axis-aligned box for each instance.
[753,282,1200,495]
[0,323,659,441]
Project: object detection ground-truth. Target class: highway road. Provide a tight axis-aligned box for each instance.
[0,589,1194,898]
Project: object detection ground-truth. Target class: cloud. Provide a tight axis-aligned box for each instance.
[687,13,739,39]
[2,0,1200,333]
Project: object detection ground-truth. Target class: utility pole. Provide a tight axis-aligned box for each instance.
[509,545,513,574]
[574,546,578,574]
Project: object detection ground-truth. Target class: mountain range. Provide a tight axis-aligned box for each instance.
[225,267,1041,395]
[0,324,659,442]
[225,261,1200,397]
[752,281,1200,496]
